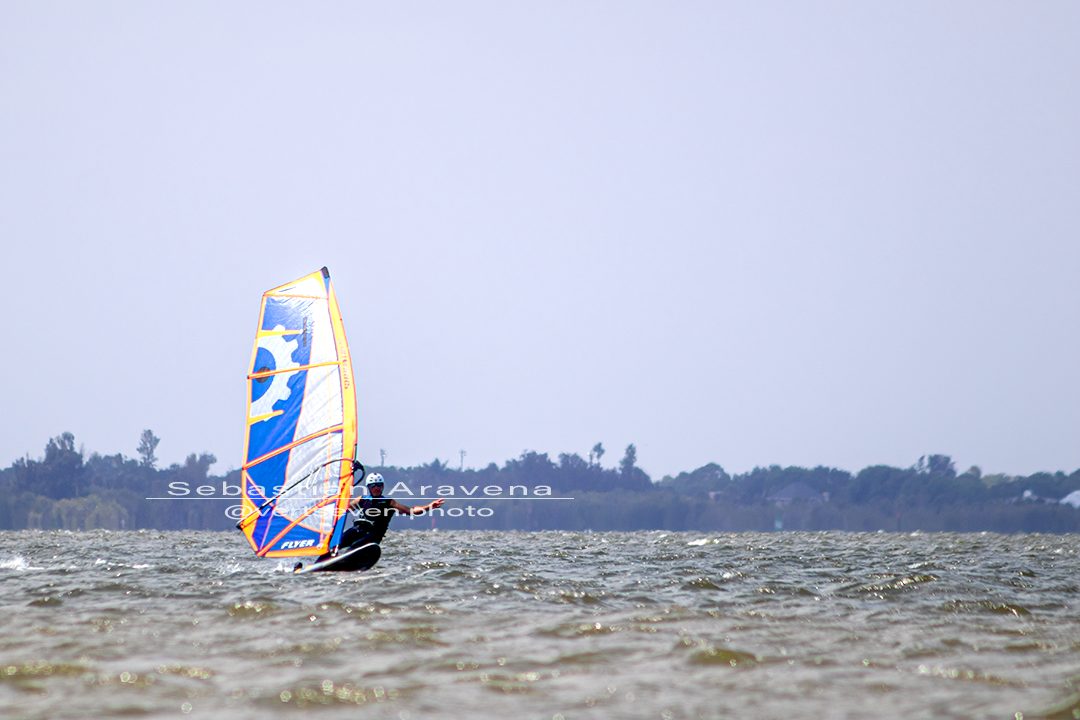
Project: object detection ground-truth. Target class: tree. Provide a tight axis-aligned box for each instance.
[658,463,731,497]
[182,453,216,477]
[558,453,589,473]
[46,432,78,461]
[617,444,652,490]
[916,454,956,479]
[513,451,557,486]
[592,443,605,466]
[927,454,956,478]
[30,432,87,499]
[620,444,637,476]
[137,429,160,469]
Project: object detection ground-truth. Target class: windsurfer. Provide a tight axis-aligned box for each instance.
[315,473,444,562]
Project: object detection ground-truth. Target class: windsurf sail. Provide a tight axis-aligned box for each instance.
[237,267,358,558]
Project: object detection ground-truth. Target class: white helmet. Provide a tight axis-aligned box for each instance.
[365,472,385,487]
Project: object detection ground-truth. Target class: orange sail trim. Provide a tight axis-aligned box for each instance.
[248,360,342,380]
[264,292,327,301]
[326,274,358,533]
[263,269,330,296]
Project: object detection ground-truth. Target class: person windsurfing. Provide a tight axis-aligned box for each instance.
[307,471,444,566]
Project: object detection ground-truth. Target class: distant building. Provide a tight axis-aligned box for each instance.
[1014,489,1057,505]
[1061,490,1080,509]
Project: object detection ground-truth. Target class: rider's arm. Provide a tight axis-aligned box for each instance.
[389,498,445,515]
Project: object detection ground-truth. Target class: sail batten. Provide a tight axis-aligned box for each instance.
[241,424,347,470]
[239,268,358,558]
[249,360,343,380]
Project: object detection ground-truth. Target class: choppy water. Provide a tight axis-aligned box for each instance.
[1,530,1078,719]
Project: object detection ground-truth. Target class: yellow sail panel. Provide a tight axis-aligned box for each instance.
[238,267,358,558]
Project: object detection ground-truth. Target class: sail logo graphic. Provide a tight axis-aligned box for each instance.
[280,538,316,550]
[249,326,300,423]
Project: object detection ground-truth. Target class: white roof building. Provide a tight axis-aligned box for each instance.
[1060,490,1080,509]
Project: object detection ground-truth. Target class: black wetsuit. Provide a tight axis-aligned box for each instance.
[340,497,396,549]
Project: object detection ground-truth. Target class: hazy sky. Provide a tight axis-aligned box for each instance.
[2,2,1078,479]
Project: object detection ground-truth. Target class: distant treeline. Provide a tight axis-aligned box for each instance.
[1,432,1079,533]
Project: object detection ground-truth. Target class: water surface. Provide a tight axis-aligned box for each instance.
[1,530,1078,719]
